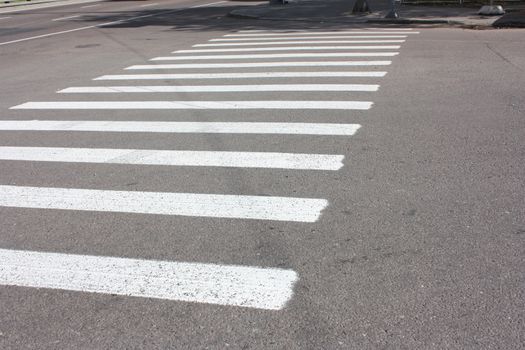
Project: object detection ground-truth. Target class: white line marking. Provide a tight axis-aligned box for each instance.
[194,40,405,47]
[0,185,328,222]
[0,0,102,13]
[224,31,419,37]
[0,16,12,20]
[190,1,227,8]
[139,2,159,7]
[210,36,408,42]
[126,61,392,69]
[81,4,100,8]
[0,2,222,46]
[235,29,413,33]
[0,120,362,135]
[52,15,81,21]
[0,248,298,310]
[11,101,373,110]
[94,71,387,80]
[151,52,399,60]
[0,147,345,170]
[59,84,379,93]
[0,25,110,46]
[174,46,401,53]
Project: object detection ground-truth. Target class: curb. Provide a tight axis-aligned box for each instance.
[228,12,368,23]
[228,11,260,20]
[228,10,472,26]
[366,18,451,24]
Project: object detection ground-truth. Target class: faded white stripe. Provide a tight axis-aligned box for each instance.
[190,1,227,8]
[0,248,298,310]
[59,84,379,93]
[194,40,405,47]
[0,120,361,135]
[11,101,373,110]
[151,52,399,60]
[0,185,328,222]
[210,36,408,42]
[224,31,419,37]
[174,46,401,53]
[0,147,345,170]
[126,61,392,69]
[52,15,81,21]
[94,72,387,80]
[235,29,413,33]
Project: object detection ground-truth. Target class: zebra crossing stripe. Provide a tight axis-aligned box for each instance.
[174,46,401,53]
[58,84,379,93]
[224,31,419,37]
[94,72,387,80]
[0,185,328,222]
[126,61,392,69]
[210,36,408,42]
[194,40,405,47]
[11,101,373,110]
[0,120,361,135]
[235,29,413,33]
[151,52,399,60]
[0,147,345,170]
[0,248,298,310]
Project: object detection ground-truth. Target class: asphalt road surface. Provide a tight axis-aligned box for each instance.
[0,0,524,348]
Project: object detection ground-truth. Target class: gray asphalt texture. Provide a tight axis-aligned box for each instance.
[0,1,524,348]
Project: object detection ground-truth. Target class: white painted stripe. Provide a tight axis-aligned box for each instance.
[190,1,227,8]
[0,0,102,13]
[0,120,361,135]
[174,46,401,53]
[0,16,12,20]
[0,147,345,170]
[151,52,399,60]
[139,2,159,7]
[59,84,379,93]
[94,71,387,80]
[81,4,100,8]
[0,185,328,222]
[11,101,373,110]
[126,61,392,69]
[225,31,419,37]
[194,40,405,47]
[0,24,112,47]
[0,4,223,47]
[235,29,413,33]
[210,36,408,42]
[52,15,81,21]
[0,248,298,310]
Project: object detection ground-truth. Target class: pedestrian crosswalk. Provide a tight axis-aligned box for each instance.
[12,100,373,109]
[57,84,380,93]
[0,185,328,222]
[0,248,297,310]
[174,46,401,52]
[209,35,409,41]
[124,61,393,69]
[94,72,388,80]
[0,146,345,170]
[0,120,362,135]
[194,40,405,46]
[0,27,419,310]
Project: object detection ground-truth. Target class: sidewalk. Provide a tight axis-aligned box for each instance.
[229,0,525,28]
